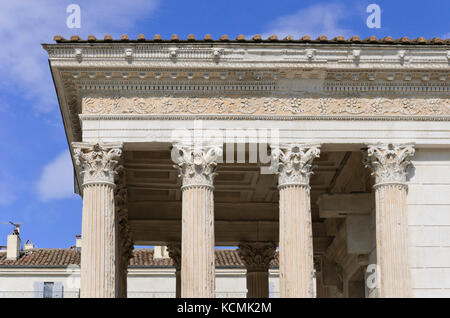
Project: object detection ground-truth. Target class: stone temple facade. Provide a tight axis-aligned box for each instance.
[42,34,450,298]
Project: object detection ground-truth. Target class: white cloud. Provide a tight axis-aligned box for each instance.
[0,0,159,114]
[259,3,353,39]
[36,150,75,201]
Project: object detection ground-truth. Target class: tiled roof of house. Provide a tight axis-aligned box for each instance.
[52,34,450,45]
[0,249,81,267]
[0,248,279,268]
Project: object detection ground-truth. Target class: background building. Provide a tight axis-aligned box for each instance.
[0,237,280,298]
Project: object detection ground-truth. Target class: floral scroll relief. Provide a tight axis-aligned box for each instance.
[81,95,450,117]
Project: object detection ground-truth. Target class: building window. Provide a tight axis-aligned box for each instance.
[43,282,54,298]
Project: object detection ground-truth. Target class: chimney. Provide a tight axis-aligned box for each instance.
[24,240,35,250]
[153,245,169,259]
[6,233,20,260]
[76,235,82,249]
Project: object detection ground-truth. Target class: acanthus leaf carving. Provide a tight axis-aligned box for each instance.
[237,242,277,272]
[271,144,321,187]
[166,242,181,270]
[172,144,223,189]
[72,142,123,186]
[363,143,415,185]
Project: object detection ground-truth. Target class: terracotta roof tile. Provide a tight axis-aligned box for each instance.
[0,248,279,268]
[52,34,449,45]
[252,34,262,41]
[301,35,311,41]
[333,35,346,42]
[350,35,361,42]
[69,35,81,41]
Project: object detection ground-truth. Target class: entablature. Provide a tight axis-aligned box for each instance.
[43,41,450,145]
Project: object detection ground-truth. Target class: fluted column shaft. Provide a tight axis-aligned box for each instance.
[73,142,123,298]
[279,184,314,297]
[117,245,127,298]
[238,242,276,298]
[182,186,215,297]
[271,144,320,298]
[80,183,117,298]
[364,143,414,298]
[173,144,222,298]
[247,272,270,298]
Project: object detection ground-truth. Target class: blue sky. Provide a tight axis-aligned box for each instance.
[0,0,448,248]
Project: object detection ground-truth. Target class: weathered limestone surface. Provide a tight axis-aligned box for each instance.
[72,142,123,298]
[238,242,276,298]
[173,144,222,298]
[364,143,415,298]
[271,144,320,297]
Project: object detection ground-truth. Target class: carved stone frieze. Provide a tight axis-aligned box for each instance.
[72,142,123,187]
[271,144,321,187]
[172,144,223,189]
[363,143,415,186]
[81,94,450,117]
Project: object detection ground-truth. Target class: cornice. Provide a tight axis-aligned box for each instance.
[43,43,450,70]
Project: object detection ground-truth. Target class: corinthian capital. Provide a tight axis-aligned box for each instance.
[271,144,321,187]
[172,144,223,189]
[363,143,415,186]
[167,242,181,270]
[238,242,277,272]
[72,142,123,187]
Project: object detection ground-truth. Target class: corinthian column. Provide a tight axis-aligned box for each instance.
[173,144,222,298]
[167,242,181,298]
[271,144,321,298]
[115,167,134,298]
[72,142,123,298]
[364,143,415,298]
[238,242,277,298]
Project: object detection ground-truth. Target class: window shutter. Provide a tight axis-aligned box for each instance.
[34,282,44,298]
[53,282,63,298]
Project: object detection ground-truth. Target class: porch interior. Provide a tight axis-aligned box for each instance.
[124,142,375,297]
